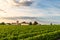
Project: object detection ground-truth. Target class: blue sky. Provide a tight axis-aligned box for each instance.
[0,0,60,24]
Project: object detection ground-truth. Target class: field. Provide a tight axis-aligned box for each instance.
[0,25,60,40]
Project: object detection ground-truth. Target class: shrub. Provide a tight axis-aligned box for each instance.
[33,21,38,25]
[29,22,32,25]
[0,22,5,25]
[50,23,53,26]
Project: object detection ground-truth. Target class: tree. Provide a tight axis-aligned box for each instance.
[50,23,53,25]
[29,22,32,25]
[7,23,11,25]
[33,21,38,25]
[0,22,5,25]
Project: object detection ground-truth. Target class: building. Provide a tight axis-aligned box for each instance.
[21,21,29,25]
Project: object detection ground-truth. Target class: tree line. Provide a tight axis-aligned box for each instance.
[0,21,39,25]
[0,21,53,25]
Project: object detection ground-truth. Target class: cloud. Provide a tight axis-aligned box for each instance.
[0,7,46,17]
[6,0,33,6]
[0,0,60,24]
[18,0,33,6]
[20,1,33,6]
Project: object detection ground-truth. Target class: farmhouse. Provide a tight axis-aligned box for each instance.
[10,21,29,25]
[0,20,39,25]
[21,22,29,25]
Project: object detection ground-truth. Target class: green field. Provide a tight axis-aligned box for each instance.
[0,25,60,40]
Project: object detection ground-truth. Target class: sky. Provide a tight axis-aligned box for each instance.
[0,0,60,24]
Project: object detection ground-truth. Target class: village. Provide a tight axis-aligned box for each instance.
[0,21,39,25]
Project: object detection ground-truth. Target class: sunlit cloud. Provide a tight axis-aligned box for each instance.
[6,0,33,6]
[0,0,60,24]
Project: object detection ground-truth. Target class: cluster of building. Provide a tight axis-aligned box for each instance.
[11,21,29,25]
[0,20,39,25]
[7,21,30,25]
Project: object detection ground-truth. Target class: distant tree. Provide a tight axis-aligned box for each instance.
[33,21,38,25]
[50,23,53,25]
[7,23,11,25]
[22,21,26,23]
[16,21,19,25]
[29,22,32,25]
[0,22,5,25]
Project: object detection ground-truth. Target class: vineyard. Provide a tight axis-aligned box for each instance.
[0,25,60,40]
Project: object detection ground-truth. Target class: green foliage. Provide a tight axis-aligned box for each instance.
[29,22,32,25]
[0,22,6,25]
[33,21,38,25]
[0,25,59,40]
[50,23,53,25]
